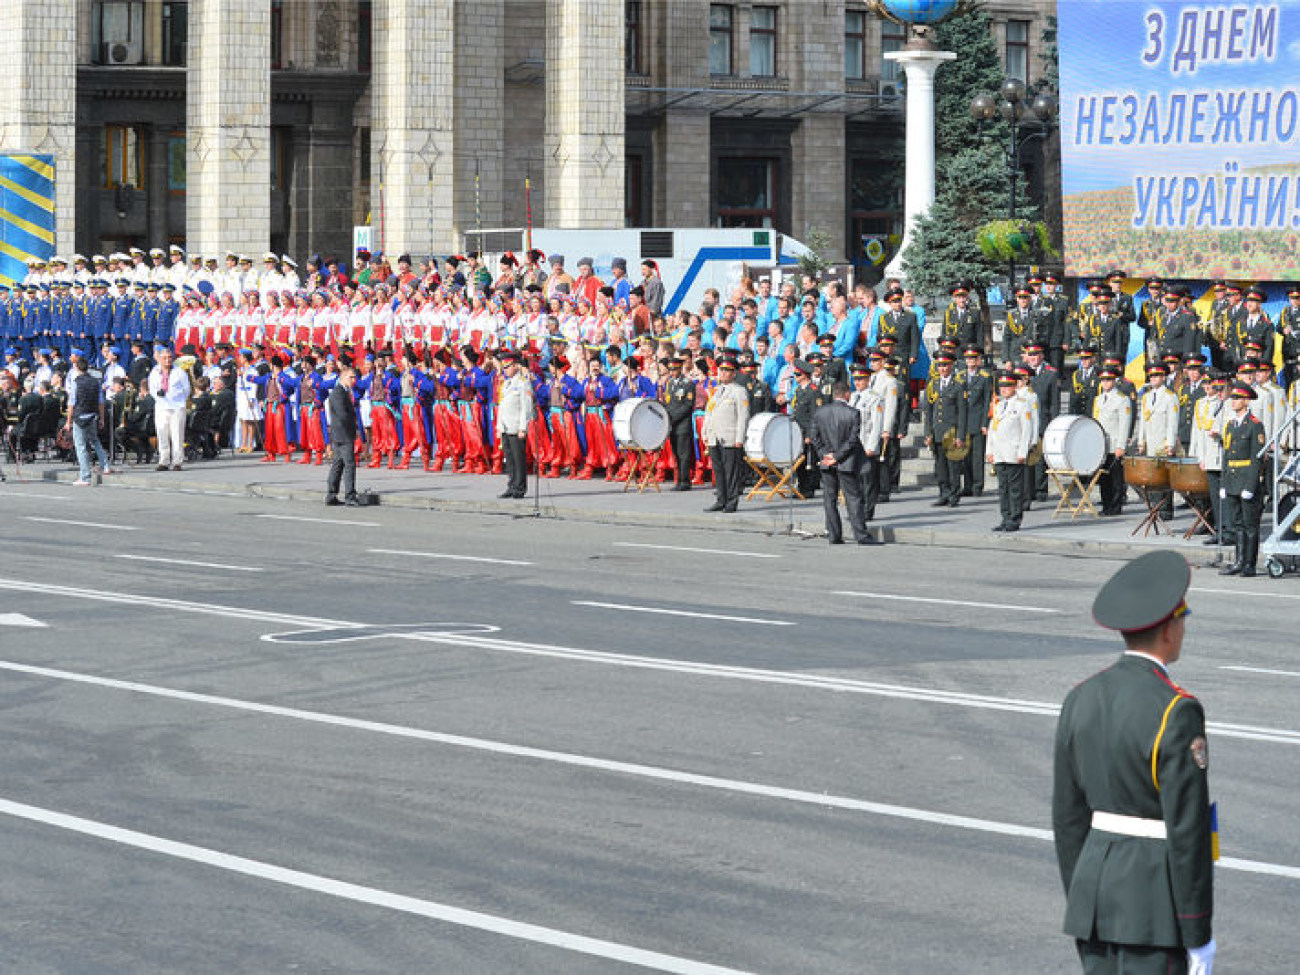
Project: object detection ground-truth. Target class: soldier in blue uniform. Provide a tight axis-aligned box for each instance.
[140,283,161,346]
[1054,550,1214,975]
[89,279,113,358]
[0,285,11,354]
[157,283,179,346]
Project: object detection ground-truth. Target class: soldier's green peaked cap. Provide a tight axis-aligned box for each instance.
[1092,550,1191,632]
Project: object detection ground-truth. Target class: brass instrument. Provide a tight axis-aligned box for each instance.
[942,428,970,462]
[1208,311,1228,346]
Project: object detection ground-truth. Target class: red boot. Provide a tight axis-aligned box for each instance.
[298,451,314,465]
[366,453,382,468]
[261,453,276,463]
[576,466,594,480]
[394,452,411,470]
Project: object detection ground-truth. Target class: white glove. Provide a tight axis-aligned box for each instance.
[1219,488,1226,500]
[1242,490,1254,500]
[1187,937,1216,975]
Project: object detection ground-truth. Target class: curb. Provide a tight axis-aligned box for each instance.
[35,468,1211,563]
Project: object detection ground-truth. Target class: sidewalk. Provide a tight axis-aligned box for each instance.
[18,451,1246,564]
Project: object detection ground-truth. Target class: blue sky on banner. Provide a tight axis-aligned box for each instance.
[1060,0,1300,195]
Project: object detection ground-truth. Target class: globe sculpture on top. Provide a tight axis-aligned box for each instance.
[867,0,976,48]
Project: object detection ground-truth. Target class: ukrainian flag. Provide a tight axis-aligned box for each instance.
[0,153,56,288]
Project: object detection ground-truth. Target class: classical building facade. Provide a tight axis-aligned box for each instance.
[1,0,1052,270]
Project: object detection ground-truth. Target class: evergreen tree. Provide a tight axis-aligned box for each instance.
[933,8,1008,158]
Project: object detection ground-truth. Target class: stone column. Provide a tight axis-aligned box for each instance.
[455,0,504,248]
[0,0,77,254]
[883,48,955,281]
[544,0,624,228]
[370,0,456,258]
[186,0,271,258]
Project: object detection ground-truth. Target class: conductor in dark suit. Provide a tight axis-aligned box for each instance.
[811,381,879,545]
[325,367,359,506]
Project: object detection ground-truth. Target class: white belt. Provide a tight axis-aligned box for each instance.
[1091,810,1167,839]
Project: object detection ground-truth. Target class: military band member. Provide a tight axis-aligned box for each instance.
[959,346,992,497]
[1025,342,1059,501]
[1108,270,1138,358]
[1277,285,1300,389]
[1068,347,1100,417]
[701,356,749,514]
[1039,272,1072,370]
[661,356,696,491]
[1220,381,1268,577]
[1002,286,1037,366]
[877,288,920,371]
[886,353,910,496]
[1081,286,1125,360]
[867,349,900,504]
[922,351,968,507]
[1054,550,1214,975]
[987,372,1034,531]
[1153,288,1197,361]
[940,282,982,350]
[790,359,820,497]
[1135,362,1180,518]
[849,362,885,521]
[1092,368,1133,518]
[1175,354,1207,455]
[1190,374,1230,543]
[1230,288,1273,366]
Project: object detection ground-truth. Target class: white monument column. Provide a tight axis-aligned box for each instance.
[883,48,955,282]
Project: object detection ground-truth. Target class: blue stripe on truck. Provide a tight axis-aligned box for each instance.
[664,247,770,316]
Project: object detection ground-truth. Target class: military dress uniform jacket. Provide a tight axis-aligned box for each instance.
[1221,412,1266,495]
[986,394,1034,463]
[702,380,750,446]
[941,303,981,349]
[848,387,885,455]
[1189,396,1227,470]
[1053,655,1213,949]
[1136,387,1180,456]
[1092,388,1133,455]
[921,376,968,443]
[1068,366,1099,417]
[959,369,992,432]
[1029,366,1059,434]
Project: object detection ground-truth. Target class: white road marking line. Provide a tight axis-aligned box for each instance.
[572,600,795,627]
[0,797,751,975]
[833,590,1060,614]
[254,514,379,527]
[1220,665,1300,679]
[0,576,1296,745]
[0,613,46,628]
[0,490,72,500]
[613,542,781,559]
[1192,585,1300,601]
[24,516,138,531]
[115,555,264,573]
[3,660,1298,884]
[368,548,533,567]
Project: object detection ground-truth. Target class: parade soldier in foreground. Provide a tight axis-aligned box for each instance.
[1053,550,1215,975]
[986,372,1034,532]
[701,357,749,514]
[1218,381,1267,577]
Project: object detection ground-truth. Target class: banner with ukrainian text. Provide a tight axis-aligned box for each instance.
[0,153,56,288]
[1060,1,1300,280]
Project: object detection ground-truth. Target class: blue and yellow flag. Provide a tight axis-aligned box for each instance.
[0,153,56,288]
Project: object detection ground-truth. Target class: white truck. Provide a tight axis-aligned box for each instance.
[464,227,812,315]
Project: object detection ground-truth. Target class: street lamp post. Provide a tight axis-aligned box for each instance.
[969,78,1056,293]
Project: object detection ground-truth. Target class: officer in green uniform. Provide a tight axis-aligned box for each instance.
[921,350,968,507]
[1054,550,1215,975]
[1218,381,1268,577]
[661,356,696,491]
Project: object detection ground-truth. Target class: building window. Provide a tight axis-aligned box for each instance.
[101,126,143,189]
[167,134,186,192]
[1005,20,1030,82]
[750,7,777,77]
[271,0,284,70]
[626,0,643,74]
[92,1,145,65]
[358,0,372,72]
[717,158,776,228]
[709,5,734,77]
[881,17,905,82]
[161,1,187,65]
[271,128,290,192]
[845,10,867,81]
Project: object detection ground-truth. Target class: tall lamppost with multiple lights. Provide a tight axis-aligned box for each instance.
[968,78,1057,290]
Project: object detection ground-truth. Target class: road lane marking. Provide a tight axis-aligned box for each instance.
[0,613,46,628]
[1220,665,1300,679]
[0,797,751,975]
[115,555,264,573]
[368,548,533,567]
[833,591,1060,614]
[1191,586,1300,601]
[2,661,1298,884]
[0,577,1296,744]
[0,490,72,500]
[254,514,379,527]
[572,600,795,627]
[613,542,780,559]
[24,516,138,531]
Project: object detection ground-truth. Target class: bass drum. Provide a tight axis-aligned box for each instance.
[1167,458,1209,497]
[612,397,669,451]
[1042,414,1107,475]
[745,412,800,465]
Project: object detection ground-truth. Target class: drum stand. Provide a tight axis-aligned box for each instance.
[1048,468,1103,520]
[1177,494,1215,540]
[622,449,661,494]
[1130,485,1169,537]
[744,456,804,502]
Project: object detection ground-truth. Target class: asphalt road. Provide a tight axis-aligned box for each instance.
[0,483,1296,973]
